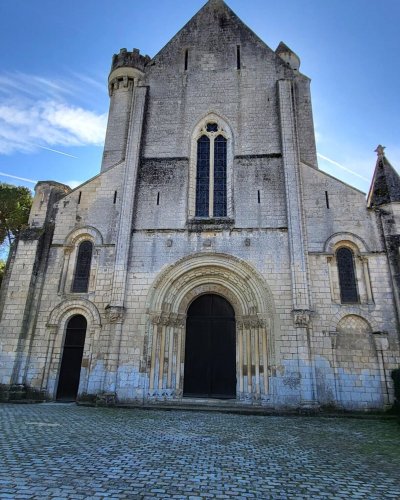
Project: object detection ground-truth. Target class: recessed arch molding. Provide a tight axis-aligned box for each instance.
[145,253,276,402]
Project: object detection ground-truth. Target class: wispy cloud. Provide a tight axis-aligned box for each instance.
[0,171,37,184]
[317,153,370,182]
[0,100,107,156]
[0,70,107,157]
[37,145,78,158]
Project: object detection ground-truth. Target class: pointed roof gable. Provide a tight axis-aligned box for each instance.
[275,41,301,71]
[150,0,288,69]
[367,145,400,207]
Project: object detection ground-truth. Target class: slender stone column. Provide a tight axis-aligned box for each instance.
[104,307,125,392]
[149,321,159,393]
[40,326,58,395]
[278,79,317,407]
[58,247,72,294]
[329,331,341,406]
[253,326,261,399]
[104,85,147,394]
[237,322,244,397]
[361,257,374,304]
[175,323,185,397]
[110,85,147,309]
[260,325,269,395]
[373,333,391,408]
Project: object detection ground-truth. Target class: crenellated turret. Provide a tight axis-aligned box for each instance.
[108,48,151,96]
[102,48,151,172]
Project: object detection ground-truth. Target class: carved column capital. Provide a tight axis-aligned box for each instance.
[293,309,312,328]
[329,331,338,349]
[46,324,58,335]
[63,245,73,255]
[372,331,389,351]
[105,305,125,324]
[150,310,186,328]
[237,315,265,329]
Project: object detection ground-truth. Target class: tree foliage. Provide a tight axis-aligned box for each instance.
[0,260,5,288]
[0,183,33,247]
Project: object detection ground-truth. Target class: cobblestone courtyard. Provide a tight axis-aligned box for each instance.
[0,404,399,499]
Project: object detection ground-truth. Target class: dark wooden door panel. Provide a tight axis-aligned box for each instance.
[210,318,236,398]
[184,295,236,399]
[56,347,85,400]
[56,315,87,401]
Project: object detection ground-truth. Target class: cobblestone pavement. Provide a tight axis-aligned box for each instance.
[0,404,399,499]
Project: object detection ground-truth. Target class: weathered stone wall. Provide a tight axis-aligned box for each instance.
[1,0,399,410]
[142,1,315,165]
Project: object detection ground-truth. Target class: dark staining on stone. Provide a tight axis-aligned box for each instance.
[187,217,234,232]
[218,13,229,29]
[235,153,282,160]
[20,227,45,241]
[139,158,188,186]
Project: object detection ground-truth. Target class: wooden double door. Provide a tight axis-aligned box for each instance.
[183,294,236,399]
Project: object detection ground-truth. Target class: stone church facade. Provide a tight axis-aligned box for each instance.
[1,0,399,410]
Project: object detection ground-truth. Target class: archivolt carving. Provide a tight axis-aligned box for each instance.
[63,226,104,247]
[145,253,276,402]
[47,298,102,328]
[323,232,370,254]
[146,253,275,320]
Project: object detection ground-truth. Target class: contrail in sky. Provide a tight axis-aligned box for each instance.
[317,153,369,182]
[0,172,37,184]
[37,145,78,158]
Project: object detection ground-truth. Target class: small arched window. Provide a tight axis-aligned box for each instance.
[195,123,227,218]
[337,247,358,303]
[72,241,93,293]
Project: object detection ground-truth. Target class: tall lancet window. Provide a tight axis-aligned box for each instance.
[337,247,359,303]
[195,123,227,217]
[72,241,93,293]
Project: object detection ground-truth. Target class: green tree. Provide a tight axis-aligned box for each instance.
[0,183,33,250]
[0,259,5,287]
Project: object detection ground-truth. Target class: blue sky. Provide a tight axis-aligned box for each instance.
[0,0,399,193]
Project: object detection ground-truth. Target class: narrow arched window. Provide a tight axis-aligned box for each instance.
[72,241,93,293]
[337,247,358,303]
[214,135,227,217]
[195,135,210,217]
[195,123,227,218]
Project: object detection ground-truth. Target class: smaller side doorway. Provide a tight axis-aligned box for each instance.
[56,315,87,401]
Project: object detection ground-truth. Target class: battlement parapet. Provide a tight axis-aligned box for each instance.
[108,48,151,96]
[111,48,151,74]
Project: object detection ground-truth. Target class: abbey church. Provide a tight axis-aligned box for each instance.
[1,0,399,410]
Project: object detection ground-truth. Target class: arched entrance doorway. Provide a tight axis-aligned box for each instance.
[183,294,236,398]
[56,315,87,400]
